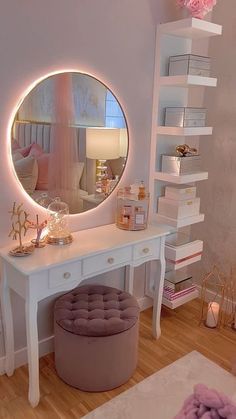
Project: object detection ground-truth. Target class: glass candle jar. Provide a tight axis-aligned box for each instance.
[46,198,73,245]
[116,185,149,231]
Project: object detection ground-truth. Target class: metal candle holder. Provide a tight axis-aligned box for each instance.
[199,265,226,329]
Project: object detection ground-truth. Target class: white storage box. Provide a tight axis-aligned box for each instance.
[161,155,201,175]
[169,54,211,77]
[165,185,196,201]
[165,107,207,127]
[158,196,200,219]
[165,239,203,261]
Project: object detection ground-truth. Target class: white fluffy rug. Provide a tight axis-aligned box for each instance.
[83,351,236,419]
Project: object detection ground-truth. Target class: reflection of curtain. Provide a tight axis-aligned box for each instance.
[48,73,79,213]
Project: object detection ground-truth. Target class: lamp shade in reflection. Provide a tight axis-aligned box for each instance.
[119,128,128,157]
[86,128,120,160]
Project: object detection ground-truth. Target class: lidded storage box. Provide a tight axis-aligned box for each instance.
[158,196,200,219]
[164,107,207,128]
[168,54,211,77]
[165,185,197,201]
[161,155,201,175]
[116,185,149,231]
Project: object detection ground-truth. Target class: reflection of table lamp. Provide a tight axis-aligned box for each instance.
[86,128,120,180]
[119,128,128,164]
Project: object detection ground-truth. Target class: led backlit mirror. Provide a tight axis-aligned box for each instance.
[11,72,128,214]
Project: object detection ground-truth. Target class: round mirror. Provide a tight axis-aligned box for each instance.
[11,72,128,214]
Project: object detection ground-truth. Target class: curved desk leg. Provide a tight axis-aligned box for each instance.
[152,236,166,339]
[0,263,15,376]
[25,297,40,407]
[124,265,134,294]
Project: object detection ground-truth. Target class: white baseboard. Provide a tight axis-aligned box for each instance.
[0,296,152,372]
[0,335,54,374]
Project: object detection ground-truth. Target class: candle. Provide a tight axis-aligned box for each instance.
[206,302,219,328]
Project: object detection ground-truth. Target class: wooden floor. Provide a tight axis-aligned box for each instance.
[0,299,235,418]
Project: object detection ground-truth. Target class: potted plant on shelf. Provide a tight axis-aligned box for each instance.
[177,0,217,19]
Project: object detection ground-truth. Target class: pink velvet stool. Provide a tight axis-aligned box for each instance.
[54,284,140,391]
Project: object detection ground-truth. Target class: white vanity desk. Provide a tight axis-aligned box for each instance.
[0,222,171,407]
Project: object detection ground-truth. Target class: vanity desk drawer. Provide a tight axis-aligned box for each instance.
[82,247,132,276]
[48,261,82,289]
[133,239,160,261]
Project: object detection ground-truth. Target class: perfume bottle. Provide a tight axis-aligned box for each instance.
[138,181,146,200]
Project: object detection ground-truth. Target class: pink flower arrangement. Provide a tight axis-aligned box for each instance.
[177,0,217,19]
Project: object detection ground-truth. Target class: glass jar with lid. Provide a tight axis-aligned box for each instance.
[116,183,149,231]
[46,198,73,245]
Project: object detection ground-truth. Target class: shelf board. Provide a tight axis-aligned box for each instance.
[156,213,205,228]
[167,254,202,271]
[159,18,222,39]
[157,126,213,136]
[154,171,208,184]
[160,75,217,88]
[162,289,199,309]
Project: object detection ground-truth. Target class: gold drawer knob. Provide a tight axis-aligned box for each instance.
[63,272,71,279]
[143,247,150,254]
[107,257,114,264]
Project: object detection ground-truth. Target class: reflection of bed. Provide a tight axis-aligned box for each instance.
[12,121,95,212]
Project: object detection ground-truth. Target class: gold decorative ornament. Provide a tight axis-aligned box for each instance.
[176,144,198,157]
[8,202,34,256]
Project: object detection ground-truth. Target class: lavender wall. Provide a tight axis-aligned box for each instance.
[0,0,180,353]
[191,2,234,283]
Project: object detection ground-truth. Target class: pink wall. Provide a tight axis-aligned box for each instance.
[192,2,233,281]
[0,0,180,352]
[0,0,180,247]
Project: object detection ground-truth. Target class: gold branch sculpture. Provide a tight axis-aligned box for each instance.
[8,202,34,256]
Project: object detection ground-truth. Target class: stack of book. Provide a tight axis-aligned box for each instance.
[163,270,197,301]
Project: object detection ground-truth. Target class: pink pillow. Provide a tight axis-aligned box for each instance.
[18,144,32,157]
[36,153,50,190]
[29,143,43,158]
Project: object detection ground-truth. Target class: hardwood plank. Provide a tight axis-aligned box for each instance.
[0,299,235,418]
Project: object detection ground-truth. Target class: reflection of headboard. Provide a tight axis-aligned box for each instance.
[13,121,52,152]
[12,121,96,193]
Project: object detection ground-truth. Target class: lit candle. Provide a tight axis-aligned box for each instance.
[206,302,219,328]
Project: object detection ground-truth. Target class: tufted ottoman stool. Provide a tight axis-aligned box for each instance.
[54,284,140,391]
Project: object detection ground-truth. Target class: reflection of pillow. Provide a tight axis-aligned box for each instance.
[29,143,43,158]
[18,144,32,157]
[36,153,50,190]
[14,156,38,194]
[12,151,23,162]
